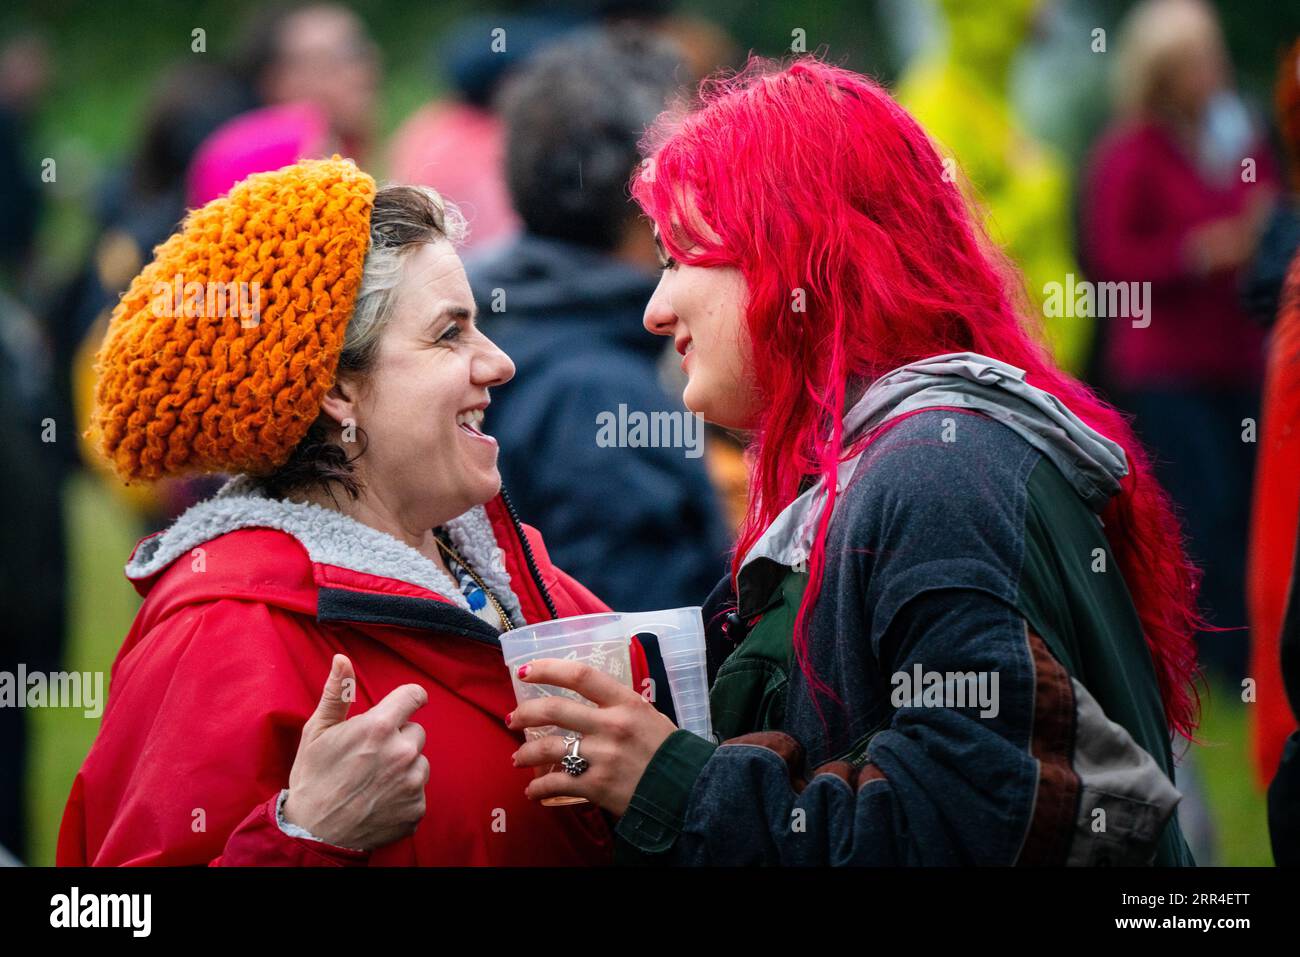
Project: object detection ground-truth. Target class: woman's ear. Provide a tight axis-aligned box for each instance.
[320,378,359,430]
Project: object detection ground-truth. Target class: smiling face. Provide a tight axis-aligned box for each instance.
[643,236,761,431]
[323,240,515,531]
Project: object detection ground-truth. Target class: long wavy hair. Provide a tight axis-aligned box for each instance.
[632,56,1203,738]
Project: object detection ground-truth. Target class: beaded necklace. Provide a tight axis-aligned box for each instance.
[433,531,512,632]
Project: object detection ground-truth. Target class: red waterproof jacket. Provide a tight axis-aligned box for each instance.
[1248,254,1300,785]
[57,481,650,866]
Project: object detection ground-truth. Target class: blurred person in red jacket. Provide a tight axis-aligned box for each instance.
[1247,37,1300,788]
[56,158,658,866]
[1081,0,1279,680]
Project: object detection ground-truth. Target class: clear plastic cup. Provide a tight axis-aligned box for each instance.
[501,613,635,806]
[500,607,712,806]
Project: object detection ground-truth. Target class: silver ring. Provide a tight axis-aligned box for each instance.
[560,733,589,777]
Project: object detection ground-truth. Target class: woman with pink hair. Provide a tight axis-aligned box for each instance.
[508,57,1199,866]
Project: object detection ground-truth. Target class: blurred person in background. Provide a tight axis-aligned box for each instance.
[594,0,738,86]
[1247,37,1300,790]
[0,288,62,864]
[0,30,49,292]
[48,61,249,527]
[466,27,730,613]
[185,100,331,210]
[232,2,379,163]
[896,0,1090,375]
[0,30,52,862]
[1242,38,1300,326]
[1267,457,1300,865]
[589,1,748,535]
[1081,0,1279,683]
[388,14,577,253]
[53,61,249,361]
[388,4,737,256]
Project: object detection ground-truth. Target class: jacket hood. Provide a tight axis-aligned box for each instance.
[124,476,526,626]
[738,352,1130,584]
[844,352,1128,511]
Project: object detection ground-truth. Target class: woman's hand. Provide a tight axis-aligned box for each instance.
[507,659,678,816]
[283,654,430,850]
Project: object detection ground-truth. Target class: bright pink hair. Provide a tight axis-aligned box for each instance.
[632,57,1202,738]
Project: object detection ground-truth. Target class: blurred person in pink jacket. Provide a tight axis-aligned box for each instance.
[1081,0,1279,681]
[388,16,575,252]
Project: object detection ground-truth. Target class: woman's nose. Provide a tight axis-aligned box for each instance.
[643,274,676,337]
[474,337,515,387]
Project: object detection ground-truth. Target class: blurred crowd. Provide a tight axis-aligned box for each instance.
[1,0,1299,865]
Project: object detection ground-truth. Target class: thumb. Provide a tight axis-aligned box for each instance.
[305,654,356,738]
[368,683,428,729]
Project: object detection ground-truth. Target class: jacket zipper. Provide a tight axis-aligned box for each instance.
[499,484,560,620]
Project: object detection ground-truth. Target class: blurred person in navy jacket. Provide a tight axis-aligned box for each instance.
[467,27,730,612]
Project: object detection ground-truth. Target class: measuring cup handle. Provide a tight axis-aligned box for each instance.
[618,612,682,641]
[618,608,702,639]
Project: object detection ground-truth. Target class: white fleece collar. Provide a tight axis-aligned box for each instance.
[125,476,526,627]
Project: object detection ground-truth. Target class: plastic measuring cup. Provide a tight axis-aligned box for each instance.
[500,607,713,806]
[624,607,712,743]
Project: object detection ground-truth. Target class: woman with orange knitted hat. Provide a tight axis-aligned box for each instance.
[57,157,652,866]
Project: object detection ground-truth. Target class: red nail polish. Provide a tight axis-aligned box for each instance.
[505,712,513,726]
[517,665,530,679]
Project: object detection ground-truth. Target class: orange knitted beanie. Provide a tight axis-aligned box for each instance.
[92,156,376,482]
